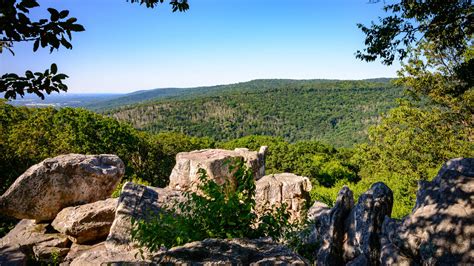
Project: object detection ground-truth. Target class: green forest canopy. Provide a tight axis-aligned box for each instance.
[107,79,403,147]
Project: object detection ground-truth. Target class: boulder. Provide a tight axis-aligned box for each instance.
[0,219,71,263]
[62,242,104,265]
[68,242,147,266]
[391,158,474,264]
[52,198,118,244]
[168,147,267,191]
[300,201,330,252]
[316,186,354,265]
[379,217,413,266]
[342,182,393,264]
[106,182,183,252]
[255,173,312,221]
[0,154,124,221]
[153,238,308,265]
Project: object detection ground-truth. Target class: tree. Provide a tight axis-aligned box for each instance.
[351,0,473,217]
[357,0,473,65]
[0,0,189,100]
[357,0,473,115]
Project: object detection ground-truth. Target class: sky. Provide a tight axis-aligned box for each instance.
[1,0,401,93]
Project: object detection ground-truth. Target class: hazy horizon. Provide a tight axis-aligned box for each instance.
[1,0,400,93]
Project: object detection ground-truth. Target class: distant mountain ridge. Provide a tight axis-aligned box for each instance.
[104,78,402,147]
[87,78,395,112]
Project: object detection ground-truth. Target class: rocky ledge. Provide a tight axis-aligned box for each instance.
[0,150,472,265]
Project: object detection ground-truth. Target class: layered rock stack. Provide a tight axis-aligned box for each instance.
[256,173,312,221]
[168,147,267,191]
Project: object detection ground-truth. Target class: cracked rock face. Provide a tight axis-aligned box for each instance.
[316,186,354,266]
[0,154,124,221]
[388,158,474,265]
[255,173,312,221]
[168,147,267,191]
[342,182,393,265]
[105,182,183,253]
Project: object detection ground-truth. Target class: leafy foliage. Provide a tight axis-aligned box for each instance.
[350,0,474,218]
[128,0,189,12]
[1,64,69,100]
[0,0,84,99]
[0,101,212,194]
[1,0,188,100]
[131,161,295,251]
[357,0,473,65]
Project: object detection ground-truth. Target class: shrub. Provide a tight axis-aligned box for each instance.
[131,160,296,252]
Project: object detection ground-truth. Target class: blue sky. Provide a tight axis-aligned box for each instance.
[1,0,401,93]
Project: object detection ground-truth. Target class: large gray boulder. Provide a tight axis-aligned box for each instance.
[153,238,308,265]
[52,198,118,244]
[390,158,474,264]
[255,173,312,221]
[342,182,393,264]
[168,147,267,191]
[316,186,354,266]
[105,182,183,252]
[0,154,124,221]
[0,219,71,264]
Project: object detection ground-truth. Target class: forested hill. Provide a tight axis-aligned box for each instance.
[105,79,403,147]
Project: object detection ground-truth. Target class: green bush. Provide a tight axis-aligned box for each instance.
[131,161,296,251]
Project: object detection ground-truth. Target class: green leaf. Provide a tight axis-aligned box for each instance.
[69,24,85,32]
[60,37,72,49]
[66,17,77,24]
[48,8,59,21]
[25,70,34,79]
[21,0,39,8]
[59,10,70,19]
[33,39,39,52]
[50,63,58,74]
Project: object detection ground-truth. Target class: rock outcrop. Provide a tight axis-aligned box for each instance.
[315,186,354,265]
[379,217,413,266]
[1,151,472,265]
[0,219,71,264]
[384,158,474,265]
[52,198,118,244]
[106,182,183,252]
[153,238,308,265]
[306,157,473,265]
[342,182,393,264]
[168,147,267,190]
[0,154,124,221]
[305,184,392,265]
[255,173,312,221]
